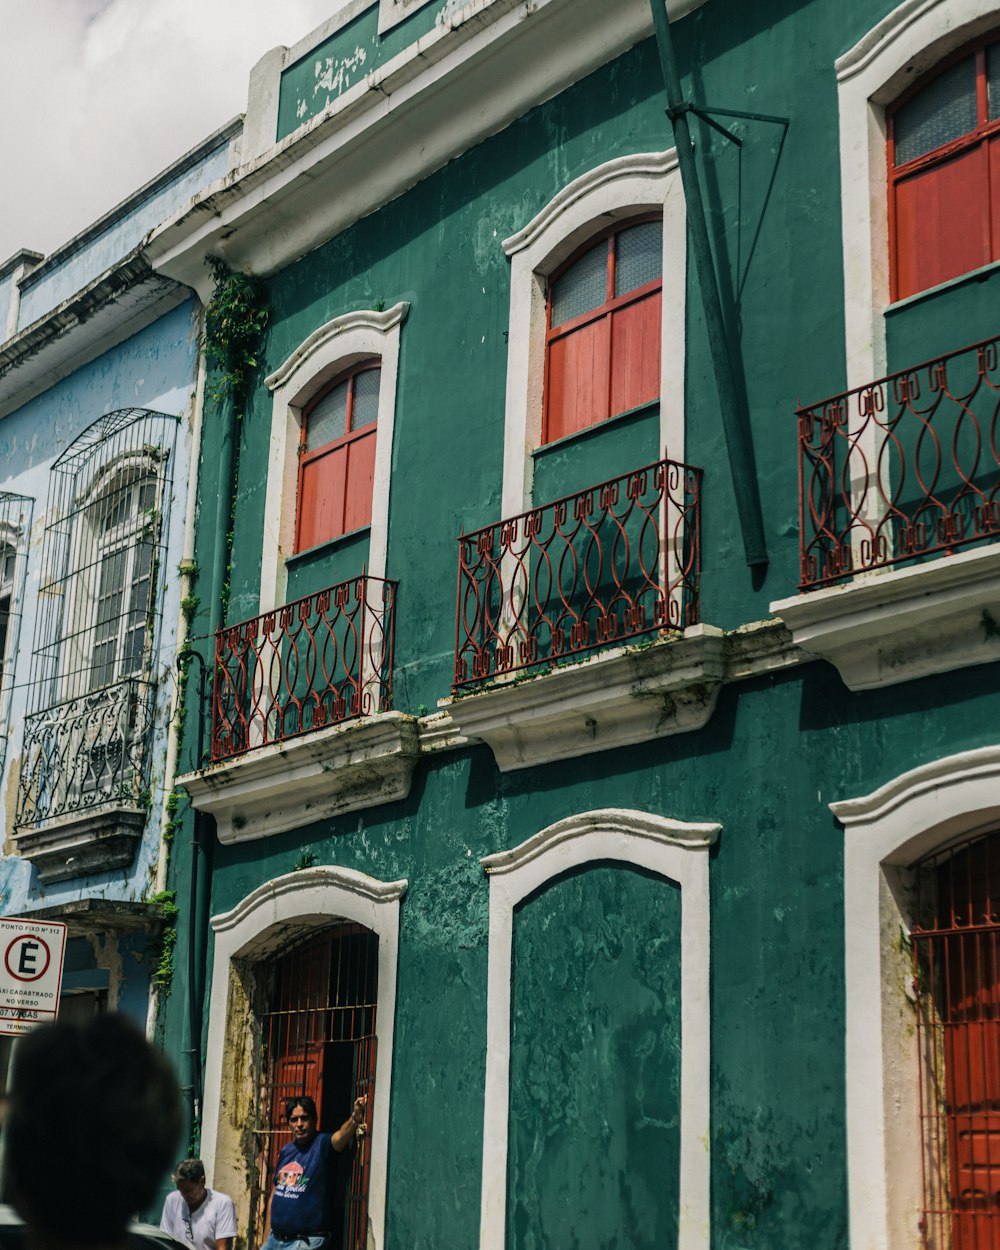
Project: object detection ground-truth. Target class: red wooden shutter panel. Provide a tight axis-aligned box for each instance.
[546,320,611,442]
[298,446,348,551]
[894,145,992,297]
[609,289,661,416]
[342,427,377,535]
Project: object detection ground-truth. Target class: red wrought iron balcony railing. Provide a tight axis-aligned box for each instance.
[211,576,397,763]
[797,335,1000,591]
[453,456,702,692]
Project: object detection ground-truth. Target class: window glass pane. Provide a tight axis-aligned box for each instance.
[0,544,16,591]
[550,242,608,328]
[351,368,381,430]
[988,43,1000,119]
[306,381,348,452]
[614,221,662,297]
[895,56,978,165]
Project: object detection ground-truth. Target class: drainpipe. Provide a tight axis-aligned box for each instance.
[184,382,240,1145]
[648,0,768,569]
[147,320,210,1068]
[152,334,209,901]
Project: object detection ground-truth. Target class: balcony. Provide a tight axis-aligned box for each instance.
[14,677,155,882]
[441,457,726,770]
[180,576,420,842]
[772,336,1000,689]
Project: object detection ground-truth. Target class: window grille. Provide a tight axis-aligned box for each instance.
[0,491,34,777]
[912,830,1000,1249]
[250,924,378,1250]
[15,409,178,830]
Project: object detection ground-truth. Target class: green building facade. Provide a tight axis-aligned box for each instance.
[144,1,1000,1247]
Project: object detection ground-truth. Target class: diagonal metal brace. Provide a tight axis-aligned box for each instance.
[648,0,770,569]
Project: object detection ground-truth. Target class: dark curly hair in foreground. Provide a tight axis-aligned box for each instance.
[6,1013,182,1246]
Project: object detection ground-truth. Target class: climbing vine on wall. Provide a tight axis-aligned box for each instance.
[147,890,180,991]
[203,260,270,624]
[204,257,270,410]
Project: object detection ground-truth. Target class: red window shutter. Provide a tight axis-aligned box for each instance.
[342,427,377,535]
[298,445,348,551]
[609,288,662,416]
[296,363,381,552]
[545,319,611,442]
[543,218,662,446]
[894,145,991,298]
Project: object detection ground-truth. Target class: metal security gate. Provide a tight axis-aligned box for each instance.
[913,831,1000,1249]
[250,924,378,1250]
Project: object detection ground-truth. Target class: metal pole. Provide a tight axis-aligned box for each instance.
[648,0,768,568]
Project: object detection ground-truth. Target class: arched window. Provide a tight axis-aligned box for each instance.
[15,409,178,859]
[543,216,662,443]
[889,34,1000,300]
[296,360,381,552]
[911,830,1000,1249]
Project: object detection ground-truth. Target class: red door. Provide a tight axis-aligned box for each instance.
[915,834,1000,1249]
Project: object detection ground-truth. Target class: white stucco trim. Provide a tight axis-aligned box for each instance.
[201,865,407,1250]
[837,0,1000,389]
[259,302,409,612]
[479,808,718,1250]
[832,745,1000,1250]
[499,150,686,521]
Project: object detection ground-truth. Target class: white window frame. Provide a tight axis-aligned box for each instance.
[837,0,1000,390]
[479,807,718,1250]
[499,150,686,522]
[260,303,409,613]
[81,466,160,695]
[832,745,1000,1250]
[200,865,407,1250]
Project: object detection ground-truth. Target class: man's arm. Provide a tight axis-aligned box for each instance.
[213,1193,238,1250]
[331,1096,367,1153]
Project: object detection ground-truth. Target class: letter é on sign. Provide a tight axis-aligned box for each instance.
[17,942,39,976]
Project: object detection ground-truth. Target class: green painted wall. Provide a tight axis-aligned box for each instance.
[277,0,455,142]
[509,864,682,1250]
[161,1,1000,1247]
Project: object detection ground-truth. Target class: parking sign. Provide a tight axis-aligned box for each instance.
[0,919,67,1035]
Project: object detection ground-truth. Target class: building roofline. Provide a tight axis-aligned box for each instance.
[18,115,243,295]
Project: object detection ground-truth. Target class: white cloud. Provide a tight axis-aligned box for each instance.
[0,0,337,263]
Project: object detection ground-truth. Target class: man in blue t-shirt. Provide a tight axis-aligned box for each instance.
[261,1094,367,1250]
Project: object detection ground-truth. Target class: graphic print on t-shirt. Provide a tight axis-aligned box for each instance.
[275,1159,308,1195]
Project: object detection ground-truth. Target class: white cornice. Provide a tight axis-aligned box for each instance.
[502,150,678,257]
[0,252,185,419]
[210,864,409,935]
[770,544,1000,690]
[145,0,707,288]
[440,624,727,771]
[264,302,409,392]
[830,744,1000,827]
[178,711,421,843]
[482,808,721,876]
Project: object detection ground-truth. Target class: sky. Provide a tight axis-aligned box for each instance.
[0,0,339,265]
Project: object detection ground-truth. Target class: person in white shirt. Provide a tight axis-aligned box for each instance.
[160,1159,238,1250]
